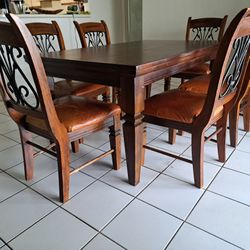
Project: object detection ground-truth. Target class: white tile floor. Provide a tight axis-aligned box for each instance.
[0,81,250,250]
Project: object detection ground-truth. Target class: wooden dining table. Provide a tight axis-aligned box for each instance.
[42,40,218,186]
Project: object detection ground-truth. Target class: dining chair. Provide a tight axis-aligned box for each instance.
[26,21,112,152]
[73,20,152,101]
[0,14,121,203]
[164,15,228,91]
[26,21,111,101]
[73,20,111,48]
[178,74,250,148]
[142,8,250,188]
[73,20,118,100]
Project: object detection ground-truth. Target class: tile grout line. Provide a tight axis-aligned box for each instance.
[154,128,249,249]
[5,170,114,247]
[223,165,250,176]
[206,189,250,207]
[0,116,250,249]
[79,128,245,248]
[184,221,245,250]
[83,126,190,248]
[0,135,127,247]
[164,132,248,250]
[6,206,60,246]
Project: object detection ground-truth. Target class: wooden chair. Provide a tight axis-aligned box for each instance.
[26,21,112,152]
[142,8,250,188]
[26,21,111,101]
[73,20,151,102]
[0,14,121,203]
[164,15,228,91]
[73,20,111,48]
[178,75,250,148]
[73,20,117,100]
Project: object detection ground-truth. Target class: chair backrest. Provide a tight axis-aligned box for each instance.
[73,20,111,48]
[26,21,65,53]
[26,21,66,88]
[0,14,63,138]
[198,9,250,126]
[186,15,228,42]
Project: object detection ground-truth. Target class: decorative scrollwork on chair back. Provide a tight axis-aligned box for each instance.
[85,31,105,47]
[0,44,39,110]
[33,34,57,54]
[220,35,250,98]
[192,27,219,41]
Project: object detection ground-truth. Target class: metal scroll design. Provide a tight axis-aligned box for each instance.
[85,31,105,47]
[33,34,56,53]
[220,36,250,98]
[0,45,39,109]
[192,27,219,41]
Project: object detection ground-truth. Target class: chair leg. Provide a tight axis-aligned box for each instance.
[70,138,84,153]
[229,104,240,147]
[56,139,70,203]
[109,114,121,170]
[79,138,84,144]
[114,88,126,118]
[71,140,80,153]
[177,130,184,136]
[112,87,119,104]
[141,125,147,166]
[168,128,176,144]
[164,77,171,91]
[102,87,111,103]
[217,117,227,162]
[19,126,34,181]
[145,85,152,99]
[191,131,205,188]
[243,104,250,132]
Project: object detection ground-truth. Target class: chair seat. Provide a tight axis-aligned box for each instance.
[173,63,211,79]
[179,75,211,93]
[144,89,223,124]
[26,96,120,132]
[179,75,235,105]
[52,80,107,98]
[184,63,211,75]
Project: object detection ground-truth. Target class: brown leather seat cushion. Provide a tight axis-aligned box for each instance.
[52,80,107,98]
[144,89,223,124]
[179,75,211,94]
[26,96,120,132]
[173,63,211,79]
[179,75,236,105]
[183,63,211,75]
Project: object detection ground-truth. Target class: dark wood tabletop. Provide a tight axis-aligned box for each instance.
[43,40,218,86]
[42,40,218,186]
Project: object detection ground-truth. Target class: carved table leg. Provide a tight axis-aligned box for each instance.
[120,76,145,185]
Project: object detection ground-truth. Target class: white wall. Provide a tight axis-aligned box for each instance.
[89,0,126,43]
[143,0,250,40]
